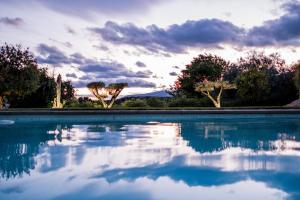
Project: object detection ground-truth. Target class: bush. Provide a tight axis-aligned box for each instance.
[122,99,148,107]
[168,97,212,107]
[146,98,165,107]
[64,97,101,108]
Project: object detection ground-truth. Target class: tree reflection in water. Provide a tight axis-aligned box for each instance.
[0,117,300,200]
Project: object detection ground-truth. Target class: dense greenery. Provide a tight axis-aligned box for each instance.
[170,54,228,98]
[171,52,298,106]
[0,43,298,109]
[0,44,75,108]
[0,44,40,108]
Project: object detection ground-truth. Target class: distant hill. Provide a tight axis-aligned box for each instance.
[122,90,172,98]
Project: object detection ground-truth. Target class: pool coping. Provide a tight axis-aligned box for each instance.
[1,109,300,115]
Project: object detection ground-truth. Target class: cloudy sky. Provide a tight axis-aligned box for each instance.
[0,0,300,96]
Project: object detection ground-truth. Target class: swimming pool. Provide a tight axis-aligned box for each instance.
[0,114,300,200]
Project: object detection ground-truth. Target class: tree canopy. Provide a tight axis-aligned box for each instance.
[87,82,128,109]
[293,61,300,99]
[0,44,40,108]
[0,44,75,108]
[195,80,236,108]
[170,54,228,97]
[171,51,298,106]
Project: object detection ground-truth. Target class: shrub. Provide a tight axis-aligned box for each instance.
[122,99,148,107]
[168,97,212,107]
[146,98,165,107]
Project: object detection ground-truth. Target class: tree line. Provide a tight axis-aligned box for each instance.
[170,52,300,107]
[1,43,300,109]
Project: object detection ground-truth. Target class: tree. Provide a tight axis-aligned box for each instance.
[195,79,236,108]
[0,44,40,108]
[62,80,76,102]
[235,69,271,105]
[16,68,56,108]
[170,54,229,97]
[294,61,300,99]
[87,82,128,109]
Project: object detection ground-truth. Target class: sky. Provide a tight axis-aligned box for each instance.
[0,0,300,97]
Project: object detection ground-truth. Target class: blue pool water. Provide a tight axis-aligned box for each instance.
[0,114,300,200]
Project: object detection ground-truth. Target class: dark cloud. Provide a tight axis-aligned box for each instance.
[69,53,94,65]
[245,0,300,46]
[89,1,300,52]
[36,44,92,65]
[80,62,153,78]
[36,44,155,88]
[90,19,244,53]
[36,44,70,65]
[0,17,24,27]
[66,73,78,78]
[169,72,178,76]
[136,61,146,68]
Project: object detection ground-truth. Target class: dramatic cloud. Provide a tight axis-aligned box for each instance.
[0,17,24,27]
[245,0,300,46]
[36,43,156,88]
[36,44,70,65]
[136,61,146,68]
[90,1,300,53]
[80,62,153,78]
[90,19,244,53]
[36,44,93,65]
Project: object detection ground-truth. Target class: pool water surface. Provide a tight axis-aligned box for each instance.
[0,114,300,200]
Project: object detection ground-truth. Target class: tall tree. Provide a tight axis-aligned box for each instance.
[87,82,128,109]
[0,44,40,108]
[235,69,271,105]
[170,54,229,97]
[16,68,56,108]
[294,61,300,99]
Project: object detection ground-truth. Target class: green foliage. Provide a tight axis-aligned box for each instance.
[170,54,228,97]
[168,97,212,107]
[122,99,148,107]
[62,81,75,103]
[16,69,56,108]
[195,80,236,108]
[87,82,105,90]
[294,62,300,99]
[0,44,40,106]
[171,51,297,107]
[236,69,270,105]
[146,98,165,107]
